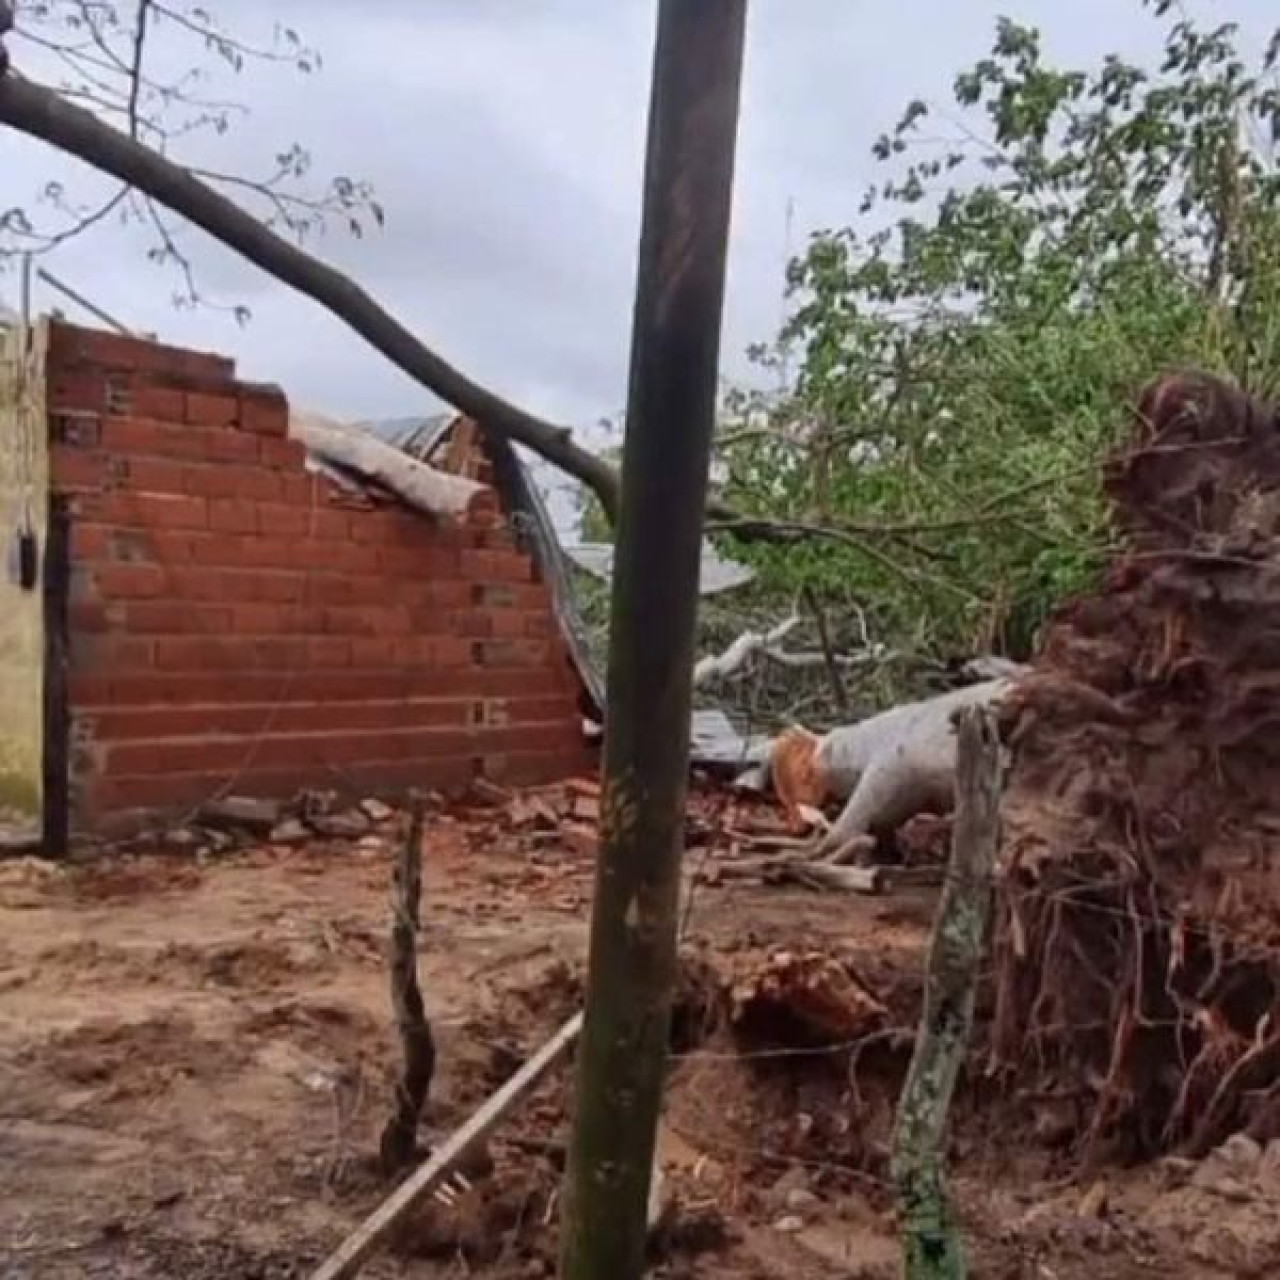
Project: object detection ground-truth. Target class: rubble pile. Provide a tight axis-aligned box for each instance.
[993,371,1280,1159]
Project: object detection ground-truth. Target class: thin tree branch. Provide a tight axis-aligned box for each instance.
[0,67,625,517]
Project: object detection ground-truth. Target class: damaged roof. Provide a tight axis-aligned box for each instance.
[563,540,755,596]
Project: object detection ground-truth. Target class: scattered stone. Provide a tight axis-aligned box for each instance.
[199,796,282,835]
[269,818,310,845]
[1218,1133,1264,1172]
[199,828,238,854]
[560,822,598,859]
[772,1215,805,1234]
[467,777,510,807]
[308,810,370,839]
[764,1165,810,1214]
[1077,1178,1109,1219]
[785,1187,821,1214]
[359,797,394,823]
[163,827,199,848]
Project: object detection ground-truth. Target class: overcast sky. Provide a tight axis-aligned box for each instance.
[2,1,1275,450]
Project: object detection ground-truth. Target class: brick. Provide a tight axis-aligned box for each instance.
[349,512,404,545]
[83,773,217,815]
[473,639,549,668]
[348,637,405,667]
[138,529,211,565]
[179,463,282,502]
[472,526,518,551]
[131,385,186,420]
[326,608,394,638]
[231,603,301,634]
[259,436,306,469]
[309,509,351,541]
[49,411,103,449]
[124,601,234,634]
[208,498,259,534]
[74,634,155,669]
[238,384,289,437]
[305,540,380,573]
[255,503,310,537]
[425,581,471,609]
[250,637,310,668]
[131,492,208,529]
[118,456,188,494]
[69,600,115,632]
[278,470,317,503]
[152,636,243,670]
[203,429,261,464]
[47,369,111,415]
[100,417,202,461]
[68,666,581,709]
[489,611,528,639]
[305,574,386,606]
[378,545,461,576]
[70,522,110,560]
[93,562,168,599]
[246,571,307,604]
[51,445,108,491]
[101,726,482,778]
[88,697,471,743]
[184,391,239,427]
[454,609,492,639]
[49,322,234,381]
[461,549,534,583]
[307,637,352,668]
[152,635,309,671]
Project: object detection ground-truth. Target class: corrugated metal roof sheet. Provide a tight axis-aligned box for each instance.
[360,413,456,461]
[563,540,755,596]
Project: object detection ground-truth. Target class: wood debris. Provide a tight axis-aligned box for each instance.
[731,948,887,1045]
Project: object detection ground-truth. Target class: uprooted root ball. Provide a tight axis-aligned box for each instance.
[993,370,1280,1161]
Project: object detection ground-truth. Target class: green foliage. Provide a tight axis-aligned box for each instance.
[717,3,1280,662]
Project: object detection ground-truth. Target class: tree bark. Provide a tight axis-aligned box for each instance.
[0,70,623,519]
[558,5,747,1280]
[378,794,436,1173]
[890,705,1002,1279]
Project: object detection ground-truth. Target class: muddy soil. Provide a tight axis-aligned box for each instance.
[1,805,1275,1278]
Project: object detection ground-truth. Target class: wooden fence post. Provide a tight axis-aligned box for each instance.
[891,705,1002,1279]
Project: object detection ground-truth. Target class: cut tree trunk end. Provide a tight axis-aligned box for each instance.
[378,793,436,1174]
[890,705,1002,1279]
[557,5,747,1280]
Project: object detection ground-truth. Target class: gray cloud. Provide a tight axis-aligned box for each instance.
[4,0,1277,441]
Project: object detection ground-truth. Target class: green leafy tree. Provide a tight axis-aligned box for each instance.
[717,2,1280,664]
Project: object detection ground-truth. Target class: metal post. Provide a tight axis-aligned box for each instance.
[558,4,748,1279]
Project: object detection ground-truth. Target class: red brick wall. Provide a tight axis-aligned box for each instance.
[45,321,592,831]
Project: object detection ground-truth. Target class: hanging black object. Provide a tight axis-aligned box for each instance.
[7,519,38,591]
[17,524,38,590]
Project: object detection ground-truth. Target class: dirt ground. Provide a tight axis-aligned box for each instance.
[1,792,1277,1279]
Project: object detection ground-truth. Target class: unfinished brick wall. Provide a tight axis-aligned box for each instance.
[45,320,592,831]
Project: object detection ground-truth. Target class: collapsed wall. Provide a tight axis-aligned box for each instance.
[46,321,592,832]
[993,371,1280,1157]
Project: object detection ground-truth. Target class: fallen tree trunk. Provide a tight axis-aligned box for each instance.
[290,410,488,521]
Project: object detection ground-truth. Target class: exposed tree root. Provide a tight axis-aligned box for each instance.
[991,371,1280,1160]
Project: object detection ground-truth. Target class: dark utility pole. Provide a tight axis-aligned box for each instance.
[558,4,748,1280]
